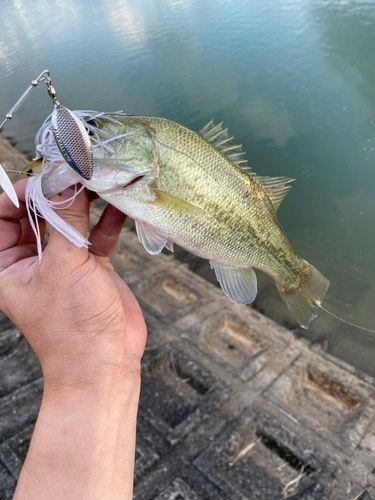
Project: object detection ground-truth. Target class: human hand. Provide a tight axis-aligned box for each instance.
[0,179,147,499]
[0,179,147,392]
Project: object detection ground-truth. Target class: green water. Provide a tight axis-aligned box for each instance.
[1,0,375,374]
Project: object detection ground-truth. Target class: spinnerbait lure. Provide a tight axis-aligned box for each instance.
[0,69,94,208]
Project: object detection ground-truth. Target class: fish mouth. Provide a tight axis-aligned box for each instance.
[94,173,147,195]
[122,174,146,188]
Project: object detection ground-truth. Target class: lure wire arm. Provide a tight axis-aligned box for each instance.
[0,69,95,181]
[0,70,60,207]
[0,70,59,134]
[0,68,94,210]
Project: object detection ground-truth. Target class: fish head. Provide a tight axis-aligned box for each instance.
[42,155,156,199]
[40,112,159,198]
[86,157,155,195]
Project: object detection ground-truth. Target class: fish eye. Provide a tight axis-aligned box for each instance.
[27,169,33,176]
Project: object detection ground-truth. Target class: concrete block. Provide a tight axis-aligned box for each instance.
[353,491,375,500]
[260,350,375,455]
[0,463,15,500]
[127,265,219,329]
[310,341,375,388]
[136,411,170,459]
[0,379,42,442]
[0,424,33,479]
[195,408,337,500]
[152,478,201,500]
[181,306,290,381]
[328,478,372,500]
[347,419,375,492]
[0,337,42,399]
[135,438,160,484]
[0,326,22,357]
[140,346,231,445]
[0,314,15,344]
[133,454,230,500]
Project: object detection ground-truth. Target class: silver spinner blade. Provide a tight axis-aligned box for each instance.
[51,105,94,180]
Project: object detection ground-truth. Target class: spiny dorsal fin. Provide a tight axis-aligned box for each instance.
[254,176,294,211]
[199,119,252,173]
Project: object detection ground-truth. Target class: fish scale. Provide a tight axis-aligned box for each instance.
[143,118,293,269]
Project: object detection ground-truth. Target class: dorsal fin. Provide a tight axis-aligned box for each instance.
[254,176,294,211]
[199,119,252,173]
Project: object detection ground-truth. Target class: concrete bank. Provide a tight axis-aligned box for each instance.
[0,137,29,177]
[0,139,374,499]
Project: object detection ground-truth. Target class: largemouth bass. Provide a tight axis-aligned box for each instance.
[33,111,329,328]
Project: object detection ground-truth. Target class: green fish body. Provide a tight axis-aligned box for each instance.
[42,113,329,328]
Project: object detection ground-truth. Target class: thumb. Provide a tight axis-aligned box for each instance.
[44,185,90,264]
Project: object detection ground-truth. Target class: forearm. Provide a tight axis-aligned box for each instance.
[0,183,147,499]
[13,364,141,500]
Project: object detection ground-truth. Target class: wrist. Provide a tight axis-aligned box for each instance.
[15,353,141,500]
[42,350,142,404]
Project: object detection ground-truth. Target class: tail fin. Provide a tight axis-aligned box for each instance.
[276,261,329,328]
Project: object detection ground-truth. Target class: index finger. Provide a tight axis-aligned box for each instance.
[0,179,29,252]
[0,179,28,220]
[88,204,127,258]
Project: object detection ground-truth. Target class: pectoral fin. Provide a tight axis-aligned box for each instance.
[151,188,204,217]
[210,261,258,304]
[135,219,173,255]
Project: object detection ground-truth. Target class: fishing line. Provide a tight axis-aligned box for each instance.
[3,169,51,177]
[272,206,375,333]
[319,305,375,333]
[3,169,23,175]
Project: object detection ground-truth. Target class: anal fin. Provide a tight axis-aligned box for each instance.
[164,240,174,252]
[210,261,257,304]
